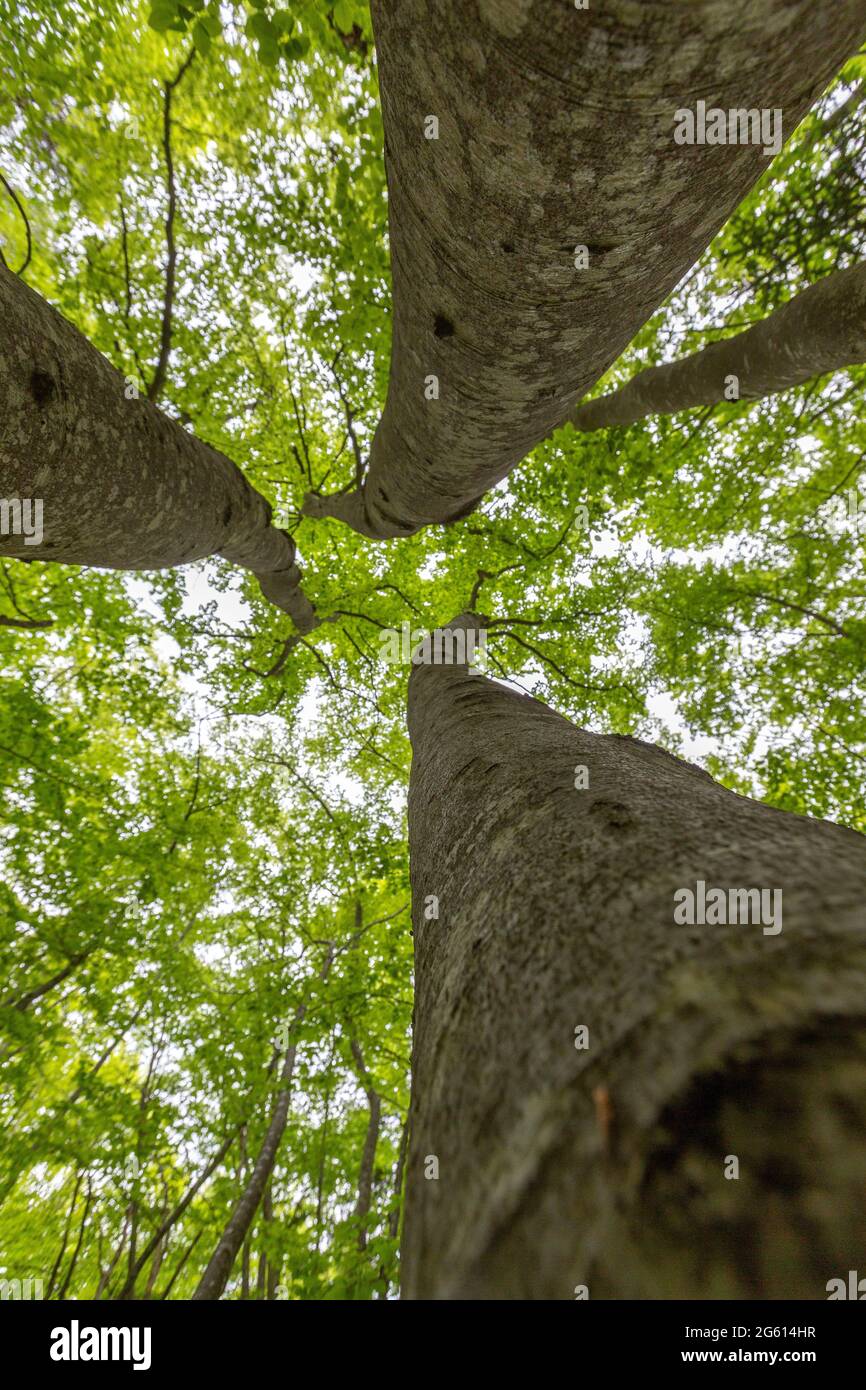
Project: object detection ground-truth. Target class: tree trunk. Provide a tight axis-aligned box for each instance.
[56,1177,93,1300]
[0,263,318,629]
[115,1129,237,1299]
[263,1183,279,1301]
[388,1117,408,1242]
[94,1217,129,1299]
[303,0,866,538]
[569,261,866,431]
[350,1039,382,1251]
[192,948,335,1301]
[191,1045,302,1301]
[402,615,866,1299]
[159,1230,202,1299]
[45,1171,83,1298]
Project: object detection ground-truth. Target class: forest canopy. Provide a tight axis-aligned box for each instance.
[0,0,864,1300]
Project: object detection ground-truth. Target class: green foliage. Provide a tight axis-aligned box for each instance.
[0,3,863,1298]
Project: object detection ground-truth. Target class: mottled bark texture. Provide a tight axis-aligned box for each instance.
[571,260,866,431]
[403,616,866,1298]
[0,264,318,631]
[303,0,866,538]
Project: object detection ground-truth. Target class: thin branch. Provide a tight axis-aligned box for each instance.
[0,169,32,275]
[0,613,53,630]
[728,588,857,643]
[148,49,196,403]
[118,191,133,321]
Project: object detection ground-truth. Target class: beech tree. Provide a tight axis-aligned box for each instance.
[1,0,865,1302]
[403,615,866,1298]
[569,260,866,432]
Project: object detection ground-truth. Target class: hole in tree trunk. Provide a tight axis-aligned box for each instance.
[29,370,56,405]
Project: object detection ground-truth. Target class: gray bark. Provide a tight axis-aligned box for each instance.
[570,260,866,431]
[403,615,866,1298]
[304,0,866,538]
[0,264,318,630]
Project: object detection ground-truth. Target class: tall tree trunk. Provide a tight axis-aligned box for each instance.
[255,1187,269,1301]
[350,1039,382,1252]
[192,948,335,1301]
[304,0,866,538]
[56,1177,93,1300]
[314,1080,332,1255]
[94,1216,129,1299]
[45,1171,83,1298]
[388,1118,409,1242]
[402,614,866,1299]
[115,1128,237,1299]
[263,1184,279,1301]
[0,264,318,630]
[144,1182,171,1297]
[569,261,866,432]
[159,1230,202,1299]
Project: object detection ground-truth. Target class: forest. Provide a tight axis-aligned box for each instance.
[1,0,865,1303]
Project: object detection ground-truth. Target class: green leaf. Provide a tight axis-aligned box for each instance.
[284,34,310,60]
[192,19,211,55]
[148,1,179,33]
[247,12,276,43]
[333,0,356,32]
[258,36,280,67]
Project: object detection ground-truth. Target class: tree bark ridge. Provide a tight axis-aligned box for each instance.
[403,616,866,1298]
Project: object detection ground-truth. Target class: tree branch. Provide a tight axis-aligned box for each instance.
[147,49,196,404]
[0,169,32,275]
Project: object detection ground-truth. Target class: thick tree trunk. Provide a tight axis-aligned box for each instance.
[0,265,318,630]
[304,0,866,538]
[570,261,866,431]
[402,616,866,1298]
